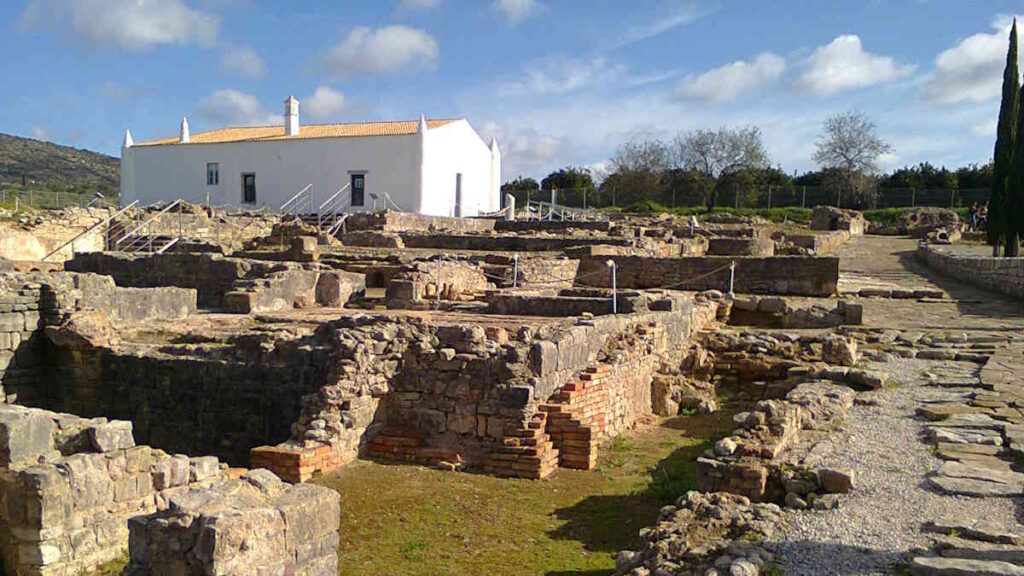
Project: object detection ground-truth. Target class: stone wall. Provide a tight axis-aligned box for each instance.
[125,470,339,575]
[224,268,365,313]
[42,336,330,466]
[916,244,1024,300]
[65,252,279,309]
[398,232,633,252]
[0,208,109,263]
[1,272,197,407]
[384,259,489,307]
[0,404,225,576]
[485,291,648,316]
[707,238,775,257]
[494,220,613,234]
[575,255,840,296]
[345,210,497,234]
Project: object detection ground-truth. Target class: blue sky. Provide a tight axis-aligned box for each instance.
[2,0,1023,181]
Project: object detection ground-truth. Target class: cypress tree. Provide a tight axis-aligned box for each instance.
[1010,79,1024,257]
[991,19,1019,256]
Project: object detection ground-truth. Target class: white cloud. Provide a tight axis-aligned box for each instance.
[676,52,786,102]
[303,86,348,120]
[398,0,440,10]
[501,56,626,96]
[479,122,567,179]
[923,16,1022,104]
[29,126,50,141]
[195,89,277,126]
[324,26,438,78]
[221,45,265,79]
[99,81,132,100]
[612,3,716,49]
[19,0,219,51]
[493,0,541,25]
[795,35,916,95]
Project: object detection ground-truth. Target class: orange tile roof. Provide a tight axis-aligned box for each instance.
[134,119,461,146]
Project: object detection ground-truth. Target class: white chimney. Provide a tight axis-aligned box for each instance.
[285,95,300,136]
[123,128,134,148]
[179,117,190,143]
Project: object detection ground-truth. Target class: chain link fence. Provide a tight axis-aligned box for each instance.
[504,186,990,211]
[0,189,118,211]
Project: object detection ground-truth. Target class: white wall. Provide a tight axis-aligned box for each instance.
[122,135,421,212]
[121,120,499,217]
[419,120,499,217]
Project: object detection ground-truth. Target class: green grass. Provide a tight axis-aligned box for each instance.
[314,406,741,576]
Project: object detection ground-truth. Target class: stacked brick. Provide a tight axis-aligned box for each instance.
[481,412,559,479]
[250,442,341,484]
[541,365,611,470]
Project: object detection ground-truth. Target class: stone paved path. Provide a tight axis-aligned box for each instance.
[766,235,1024,575]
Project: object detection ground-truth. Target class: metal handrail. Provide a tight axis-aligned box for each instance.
[280,183,312,213]
[318,183,350,212]
[115,199,183,246]
[42,200,139,261]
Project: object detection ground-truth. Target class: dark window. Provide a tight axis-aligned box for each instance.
[351,174,365,207]
[206,163,219,185]
[455,173,462,217]
[242,173,256,203]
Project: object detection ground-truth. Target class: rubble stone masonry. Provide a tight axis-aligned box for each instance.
[917,244,1024,300]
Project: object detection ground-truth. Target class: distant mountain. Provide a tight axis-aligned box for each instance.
[0,133,118,194]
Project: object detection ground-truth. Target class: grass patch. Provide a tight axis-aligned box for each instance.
[883,378,905,390]
[314,405,743,576]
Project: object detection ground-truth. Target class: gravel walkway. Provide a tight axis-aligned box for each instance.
[765,356,1022,575]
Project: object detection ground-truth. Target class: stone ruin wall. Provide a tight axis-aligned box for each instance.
[0,272,197,407]
[0,404,226,576]
[576,254,840,296]
[252,298,714,482]
[917,243,1024,300]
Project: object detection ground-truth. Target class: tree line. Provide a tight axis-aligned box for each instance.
[502,116,994,212]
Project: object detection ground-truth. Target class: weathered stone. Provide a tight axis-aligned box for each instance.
[87,420,134,453]
[818,468,855,493]
[911,556,1024,575]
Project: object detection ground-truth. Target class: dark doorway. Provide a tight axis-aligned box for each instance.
[455,173,463,217]
[351,173,365,207]
[241,173,256,204]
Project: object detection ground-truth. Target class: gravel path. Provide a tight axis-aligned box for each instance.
[765,356,1022,575]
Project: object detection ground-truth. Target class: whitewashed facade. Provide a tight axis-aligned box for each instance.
[120,97,500,217]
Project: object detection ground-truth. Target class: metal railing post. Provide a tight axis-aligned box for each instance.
[436,257,442,305]
[766,185,772,209]
[911,188,916,207]
[728,260,736,298]
[801,186,806,208]
[512,254,519,289]
[606,260,617,314]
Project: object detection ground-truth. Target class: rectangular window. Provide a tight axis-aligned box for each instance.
[206,163,219,186]
[351,173,365,207]
[241,173,256,203]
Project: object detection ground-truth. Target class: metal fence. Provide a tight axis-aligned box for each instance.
[504,186,990,211]
[0,189,118,211]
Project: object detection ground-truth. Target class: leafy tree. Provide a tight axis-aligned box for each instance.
[500,176,540,208]
[540,167,596,208]
[812,111,891,208]
[992,19,1020,255]
[674,126,769,210]
[955,163,994,190]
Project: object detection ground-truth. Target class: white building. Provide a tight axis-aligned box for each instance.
[120,96,501,217]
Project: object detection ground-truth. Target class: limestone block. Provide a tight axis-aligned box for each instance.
[314,271,365,307]
[87,420,134,453]
[0,406,54,468]
[274,483,341,554]
[188,456,219,482]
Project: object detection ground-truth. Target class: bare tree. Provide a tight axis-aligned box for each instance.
[612,138,670,173]
[813,111,891,207]
[674,126,769,209]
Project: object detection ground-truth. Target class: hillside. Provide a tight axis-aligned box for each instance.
[0,133,118,194]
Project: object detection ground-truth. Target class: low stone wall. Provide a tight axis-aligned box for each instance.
[223,268,364,313]
[125,470,339,575]
[0,404,226,576]
[494,220,613,233]
[384,259,489,307]
[345,210,497,234]
[784,231,850,255]
[399,232,633,252]
[65,252,285,309]
[576,255,840,296]
[485,291,648,316]
[916,244,1024,300]
[0,279,44,405]
[707,238,775,257]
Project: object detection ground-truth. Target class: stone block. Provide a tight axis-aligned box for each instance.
[87,420,134,453]
[0,406,54,468]
[189,456,219,482]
